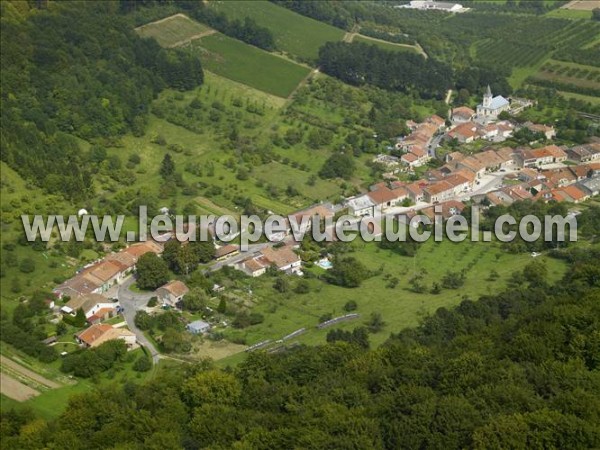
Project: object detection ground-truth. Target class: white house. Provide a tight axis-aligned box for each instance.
[476,85,510,121]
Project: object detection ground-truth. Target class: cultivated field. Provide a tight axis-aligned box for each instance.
[135,13,213,47]
[189,33,311,97]
[1,356,61,389]
[0,373,39,401]
[208,0,345,61]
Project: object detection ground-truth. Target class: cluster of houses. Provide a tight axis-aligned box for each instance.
[396,114,445,167]
[53,241,163,299]
[352,141,600,217]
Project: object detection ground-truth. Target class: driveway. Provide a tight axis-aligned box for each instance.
[117,277,161,364]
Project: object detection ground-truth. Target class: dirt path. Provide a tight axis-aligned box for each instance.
[445,89,453,105]
[0,373,40,401]
[0,355,61,389]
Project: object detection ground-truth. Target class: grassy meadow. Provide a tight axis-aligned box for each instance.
[208,0,345,61]
[134,13,212,47]
[219,239,569,351]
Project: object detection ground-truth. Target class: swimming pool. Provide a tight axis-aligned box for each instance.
[316,259,333,269]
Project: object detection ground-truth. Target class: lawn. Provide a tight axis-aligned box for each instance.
[220,239,568,351]
[208,0,345,61]
[353,34,421,55]
[189,33,310,97]
[135,13,212,47]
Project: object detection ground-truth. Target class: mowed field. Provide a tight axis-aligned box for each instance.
[188,33,311,97]
[135,13,212,47]
[208,0,345,61]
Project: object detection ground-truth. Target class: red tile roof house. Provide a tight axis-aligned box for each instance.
[517,145,568,168]
[76,324,136,349]
[423,181,454,203]
[555,185,589,203]
[367,186,404,212]
[157,280,190,307]
[451,106,475,123]
[447,122,479,144]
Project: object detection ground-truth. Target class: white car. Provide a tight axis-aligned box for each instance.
[531,252,540,258]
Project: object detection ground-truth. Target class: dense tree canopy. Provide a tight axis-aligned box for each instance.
[0,1,203,201]
[318,42,453,99]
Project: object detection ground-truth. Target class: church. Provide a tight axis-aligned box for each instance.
[476,85,510,120]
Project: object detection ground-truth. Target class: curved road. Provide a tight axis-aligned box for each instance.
[117,278,161,364]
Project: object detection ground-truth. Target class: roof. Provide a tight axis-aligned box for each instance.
[243,257,267,273]
[347,194,375,210]
[444,173,470,188]
[89,328,135,348]
[105,251,136,269]
[452,106,475,119]
[293,204,335,221]
[66,293,109,314]
[449,122,477,139]
[260,246,300,269]
[560,185,588,201]
[87,307,116,323]
[424,180,453,196]
[188,320,210,330]
[77,324,113,346]
[367,187,400,205]
[488,95,509,110]
[214,244,239,259]
[123,242,162,259]
[401,153,418,163]
[159,280,189,297]
[427,114,446,127]
[85,260,123,283]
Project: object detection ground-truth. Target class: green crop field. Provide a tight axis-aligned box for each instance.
[189,33,310,97]
[134,13,212,47]
[220,239,568,350]
[208,0,345,61]
[353,34,421,54]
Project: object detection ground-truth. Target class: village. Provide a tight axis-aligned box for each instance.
[40,87,599,361]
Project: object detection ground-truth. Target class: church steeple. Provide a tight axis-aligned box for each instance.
[483,85,492,108]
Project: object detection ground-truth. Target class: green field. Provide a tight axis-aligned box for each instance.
[208,0,345,61]
[353,34,421,54]
[545,7,593,20]
[135,13,212,47]
[189,33,310,97]
[220,239,568,350]
[557,90,600,105]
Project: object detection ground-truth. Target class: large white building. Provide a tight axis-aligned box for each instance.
[396,1,467,12]
[476,85,510,121]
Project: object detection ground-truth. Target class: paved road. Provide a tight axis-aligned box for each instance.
[117,277,161,364]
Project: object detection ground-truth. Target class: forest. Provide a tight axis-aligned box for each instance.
[0,1,203,201]
[318,42,453,99]
[1,247,598,449]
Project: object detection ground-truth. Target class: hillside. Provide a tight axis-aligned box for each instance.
[2,249,599,448]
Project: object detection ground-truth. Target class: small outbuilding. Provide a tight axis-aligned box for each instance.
[187,320,211,335]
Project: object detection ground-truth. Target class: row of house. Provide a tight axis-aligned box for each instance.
[396,115,445,168]
[54,241,163,299]
[446,120,514,144]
